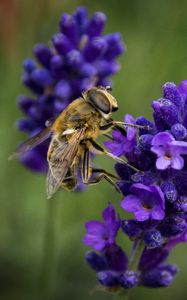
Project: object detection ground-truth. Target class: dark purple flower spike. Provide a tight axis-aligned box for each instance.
[84,80,187,292]
[17,7,125,172]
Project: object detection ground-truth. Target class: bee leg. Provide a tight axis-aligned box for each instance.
[103,133,113,140]
[92,168,119,180]
[99,122,114,131]
[81,148,120,192]
[99,121,126,135]
[87,168,121,193]
[100,121,149,136]
[81,148,92,183]
[89,139,143,174]
[112,121,150,130]
[111,124,127,135]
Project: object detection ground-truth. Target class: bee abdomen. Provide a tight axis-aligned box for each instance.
[62,177,78,191]
[61,167,78,191]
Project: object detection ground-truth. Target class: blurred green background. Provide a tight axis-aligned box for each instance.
[1,0,187,299]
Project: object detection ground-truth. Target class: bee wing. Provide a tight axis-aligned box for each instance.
[46,128,85,199]
[8,127,52,160]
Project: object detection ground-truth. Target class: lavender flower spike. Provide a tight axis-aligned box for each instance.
[151,132,187,170]
[17,7,125,172]
[84,81,187,293]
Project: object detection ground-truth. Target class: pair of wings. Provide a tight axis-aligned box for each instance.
[9,126,85,199]
[46,128,85,199]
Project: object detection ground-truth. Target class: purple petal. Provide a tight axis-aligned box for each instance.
[170,140,187,155]
[149,185,165,209]
[156,156,171,170]
[83,235,106,251]
[102,203,115,223]
[121,195,142,213]
[151,145,166,156]
[124,114,135,125]
[134,210,150,221]
[93,241,106,251]
[112,130,124,141]
[124,114,136,140]
[85,221,104,234]
[151,208,165,220]
[122,139,136,153]
[152,132,175,146]
[104,141,124,156]
[130,183,153,200]
[171,156,184,170]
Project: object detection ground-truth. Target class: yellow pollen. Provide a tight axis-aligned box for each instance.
[164,155,172,160]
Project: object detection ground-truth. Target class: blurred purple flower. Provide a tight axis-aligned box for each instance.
[16,7,125,172]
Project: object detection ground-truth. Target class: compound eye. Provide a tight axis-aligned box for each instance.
[88,90,111,114]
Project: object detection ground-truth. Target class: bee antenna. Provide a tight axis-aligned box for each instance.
[106,86,112,91]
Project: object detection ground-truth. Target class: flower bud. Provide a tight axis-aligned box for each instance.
[163,82,183,108]
[86,12,106,37]
[33,44,52,68]
[171,123,187,140]
[159,216,186,237]
[85,251,107,272]
[139,134,153,150]
[161,181,178,203]
[119,271,139,288]
[143,229,163,249]
[141,265,178,288]
[121,220,142,239]
[23,59,36,73]
[97,271,119,287]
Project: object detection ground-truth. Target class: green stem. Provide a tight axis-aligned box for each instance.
[113,289,130,300]
[37,198,58,300]
[113,240,144,300]
[129,239,144,271]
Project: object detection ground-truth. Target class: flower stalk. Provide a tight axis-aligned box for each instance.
[129,240,144,271]
[114,240,145,300]
[113,289,130,300]
[37,198,58,300]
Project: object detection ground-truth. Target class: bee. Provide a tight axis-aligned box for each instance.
[9,86,141,199]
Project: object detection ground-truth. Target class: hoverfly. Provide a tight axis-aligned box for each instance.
[9,86,141,199]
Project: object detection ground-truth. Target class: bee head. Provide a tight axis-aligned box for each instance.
[83,86,118,115]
